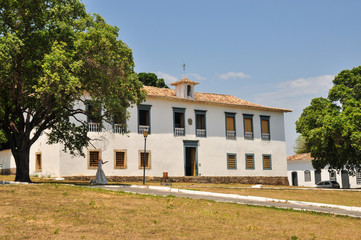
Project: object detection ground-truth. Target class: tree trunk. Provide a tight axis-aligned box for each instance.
[12,147,32,182]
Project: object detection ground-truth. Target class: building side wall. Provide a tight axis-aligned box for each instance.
[0,149,16,175]
[287,160,361,188]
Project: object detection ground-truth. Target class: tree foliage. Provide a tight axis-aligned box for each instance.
[0,0,146,182]
[296,66,361,174]
[137,72,169,88]
[293,135,310,154]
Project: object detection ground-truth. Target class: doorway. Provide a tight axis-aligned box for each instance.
[291,171,298,186]
[341,170,350,189]
[185,147,197,176]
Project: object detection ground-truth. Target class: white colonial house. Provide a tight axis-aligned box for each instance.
[287,153,361,188]
[1,77,292,184]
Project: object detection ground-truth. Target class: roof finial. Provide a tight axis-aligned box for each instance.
[182,62,186,77]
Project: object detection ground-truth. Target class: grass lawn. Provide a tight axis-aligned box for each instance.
[0,183,361,239]
[172,183,361,207]
[2,175,361,207]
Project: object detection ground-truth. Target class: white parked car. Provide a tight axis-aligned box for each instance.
[316,180,340,188]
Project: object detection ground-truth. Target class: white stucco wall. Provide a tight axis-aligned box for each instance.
[29,133,61,177]
[0,149,16,171]
[29,96,288,179]
[287,160,361,188]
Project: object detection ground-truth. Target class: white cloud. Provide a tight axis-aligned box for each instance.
[187,73,206,81]
[219,72,251,80]
[154,72,178,84]
[252,75,334,155]
[254,75,334,108]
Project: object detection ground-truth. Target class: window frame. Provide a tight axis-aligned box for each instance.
[356,170,361,185]
[35,152,42,172]
[195,110,207,138]
[173,107,186,136]
[243,114,254,140]
[260,115,271,141]
[227,153,237,170]
[225,112,236,140]
[88,149,101,169]
[329,170,336,181]
[114,149,127,169]
[139,150,151,169]
[245,153,255,170]
[138,104,152,134]
[262,154,272,170]
[304,170,311,182]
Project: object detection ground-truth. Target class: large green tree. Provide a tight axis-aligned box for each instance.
[296,66,361,174]
[0,0,145,182]
[137,72,169,88]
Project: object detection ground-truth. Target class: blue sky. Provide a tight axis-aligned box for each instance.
[83,0,361,154]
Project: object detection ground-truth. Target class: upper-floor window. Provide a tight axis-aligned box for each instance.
[243,114,253,140]
[113,113,126,134]
[225,112,236,139]
[260,116,270,141]
[195,110,206,137]
[173,107,185,136]
[86,100,101,132]
[138,104,151,134]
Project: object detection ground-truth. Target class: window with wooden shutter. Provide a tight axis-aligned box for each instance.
[114,150,127,169]
[243,114,253,140]
[227,154,236,169]
[261,116,270,141]
[35,152,42,172]
[139,151,151,169]
[88,150,101,169]
[263,155,271,170]
[246,154,254,169]
[225,112,236,139]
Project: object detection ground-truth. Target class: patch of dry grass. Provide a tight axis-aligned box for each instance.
[0,184,360,240]
[172,184,361,207]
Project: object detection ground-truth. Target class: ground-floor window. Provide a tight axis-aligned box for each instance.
[114,150,127,169]
[262,155,271,170]
[227,153,237,169]
[329,170,336,181]
[304,170,311,182]
[245,154,254,170]
[35,152,42,172]
[88,150,101,169]
[139,150,151,169]
[356,170,361,185]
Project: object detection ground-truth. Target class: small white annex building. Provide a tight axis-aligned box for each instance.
[2,77,292,184]
[287,153,361,188]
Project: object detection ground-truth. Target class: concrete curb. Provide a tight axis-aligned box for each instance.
[139,185,361,213]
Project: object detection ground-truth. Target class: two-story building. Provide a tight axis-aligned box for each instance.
[26,77,292,184]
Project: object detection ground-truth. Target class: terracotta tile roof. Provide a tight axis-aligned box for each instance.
[143,86,292,112]
[287,153,313,161]
[170,77,199,86]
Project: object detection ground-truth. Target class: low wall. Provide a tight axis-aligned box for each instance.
[64,176,289,186]
[0,168,16,175]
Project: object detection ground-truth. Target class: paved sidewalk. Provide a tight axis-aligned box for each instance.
[90,184,361,218]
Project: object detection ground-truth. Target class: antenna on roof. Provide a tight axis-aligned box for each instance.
[182,62,186,77]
